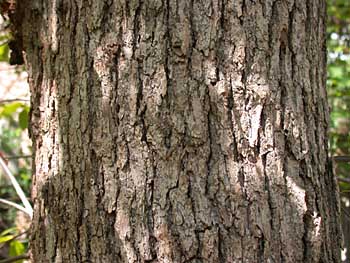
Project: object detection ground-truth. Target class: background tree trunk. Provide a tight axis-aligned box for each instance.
[340,193,350,262]
[18,0,341,262]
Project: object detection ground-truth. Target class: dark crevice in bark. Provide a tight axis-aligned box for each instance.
[52,233,58,262]
[241,45,248,93]
[217,0,225,85]
[261,148,268,185]
[300,160,316,263]
[77,196,86,261]
[279,83,286,134]
[106,211,118,260]
[75,225,82,262]
[85,62,97,261]
[239,0,249,92]
[166,171,180,209]
[187,0,195,77]
[238,164,245,195]
[123,137,131,172]
[231,132,239,163]
[163,0,171,108]
[140,105,148,143]
[100,1,114,33]
[93,153,103,205]
[218,227,224,263]
[302,209,313,262]
[254,129,261,158]
[130,191,140,261]
[280,250,285,263]
[240,236,245,262]
[132,0,143,58]
[301,81,314,162]
[187,170,197,231]
[112,40,121,137]
[239,0,246,25]
[136,59,144,119]
[276,29,289,254]
[194,229,203,261]
[268,0,279,52]
[76,157,85,262]
[184,92,192,148]
[266,1,277,82]
[28,61,43,140]
[257,233,266,263]
[146,169,157,261]
[219,0,225,39]
[260,0,267,17]
[282,145,290,196]
[124,0,130,17]
[305,0,312,59]
[67,2,78,107]
[205,106,213,198]
[278,23,287,139]
[287,3,296,55]
[164,128,172,150]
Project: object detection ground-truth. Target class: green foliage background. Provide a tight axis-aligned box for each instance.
[327,0,350,188]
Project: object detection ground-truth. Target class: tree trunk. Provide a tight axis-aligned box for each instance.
[18,0,341,262]
[340,193,350,262]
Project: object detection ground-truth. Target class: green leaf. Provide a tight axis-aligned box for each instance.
[0,44,9,62]
[0,235,14,243]
[18,108,29,130]
[0,102,24,118]
[0,227,17,237]
[328,65,343,79]
[9,240,25,258]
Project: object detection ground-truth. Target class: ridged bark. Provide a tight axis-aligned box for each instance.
[18,0,341,262]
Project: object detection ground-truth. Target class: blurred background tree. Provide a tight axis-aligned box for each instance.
[327,0,350,261]
[0,13,31,262]
[328,0,350,184]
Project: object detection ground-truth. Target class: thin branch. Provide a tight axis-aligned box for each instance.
[337,177,350,184]
[0,41,9,47]
[5,155,32,160]
[341,205,350,221]
[0,99,29,104]
[0,157,33,218]
[0,254,29,263]
[0,198,28,214]
[0,230,28,247]
[334,156,350,163]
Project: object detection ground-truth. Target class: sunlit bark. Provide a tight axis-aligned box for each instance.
[17,0,341,262]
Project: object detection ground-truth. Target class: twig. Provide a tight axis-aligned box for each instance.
[0,254,29,263]
[0,198,29,214]
[0,157,33,218]
[334,156,350,163]
[338,177,350,184]
[5,155,32,160]
[0,230,28,247]
[0,99,29,105]
[0,40,9,46]
[341,205,350,221]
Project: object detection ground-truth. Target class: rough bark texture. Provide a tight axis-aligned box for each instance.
[17,0,341,262]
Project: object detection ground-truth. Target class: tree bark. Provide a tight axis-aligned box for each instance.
[17,0,341,262]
